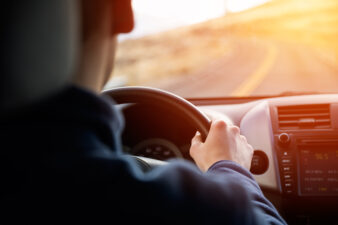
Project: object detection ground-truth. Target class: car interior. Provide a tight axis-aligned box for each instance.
[107,1,338,224]
[2,0,337,224]
[106,87,338,225]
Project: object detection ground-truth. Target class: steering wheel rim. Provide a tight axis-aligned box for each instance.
[102,86,211,141]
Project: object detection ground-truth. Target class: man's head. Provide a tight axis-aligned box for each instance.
[73,0,134,92]
[0,0,133,115]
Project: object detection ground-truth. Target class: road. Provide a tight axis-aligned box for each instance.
[148,38,338,98]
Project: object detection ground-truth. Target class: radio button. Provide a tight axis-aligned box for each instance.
[285,189,293,194]
[284,182,292,188]
[282,151,289,156]
[284,174,292,179]
[282,158,291,164]
[283,166,292,172]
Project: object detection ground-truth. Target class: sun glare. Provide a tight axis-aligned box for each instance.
[227,0,271,12]
[123,0,271,40]
[115,0,338,97]
[132,0,226,24]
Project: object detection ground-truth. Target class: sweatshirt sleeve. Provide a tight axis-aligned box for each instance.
[207,160,287,225]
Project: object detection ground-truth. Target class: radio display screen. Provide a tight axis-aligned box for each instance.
[299,147,338,196]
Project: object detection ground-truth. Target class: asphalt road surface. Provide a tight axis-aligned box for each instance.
[150,38,338,98]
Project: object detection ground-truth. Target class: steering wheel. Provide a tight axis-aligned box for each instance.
[103,86,265,175]
[103,86,211,140]
[102,86,211,170]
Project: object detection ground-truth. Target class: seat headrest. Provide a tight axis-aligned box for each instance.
[0,0,80,115]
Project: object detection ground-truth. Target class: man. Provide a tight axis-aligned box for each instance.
[1,0,286,224]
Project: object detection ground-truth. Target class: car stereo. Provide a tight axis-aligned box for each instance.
[299,146,338,195]
[277,135,338,196]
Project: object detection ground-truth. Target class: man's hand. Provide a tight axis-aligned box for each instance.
[189,120,254,172]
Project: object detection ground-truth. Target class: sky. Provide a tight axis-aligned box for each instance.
[119,0,271,40]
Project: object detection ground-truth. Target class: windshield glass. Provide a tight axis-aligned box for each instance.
[107,0,338,98]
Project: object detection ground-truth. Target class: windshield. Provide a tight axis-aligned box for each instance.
[107,0,338,98]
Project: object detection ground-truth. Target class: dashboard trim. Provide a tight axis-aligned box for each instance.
[240,101,282,192]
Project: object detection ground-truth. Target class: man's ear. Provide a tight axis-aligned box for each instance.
[112,0,134,34]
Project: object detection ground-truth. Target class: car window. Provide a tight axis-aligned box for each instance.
[107,0,338,98]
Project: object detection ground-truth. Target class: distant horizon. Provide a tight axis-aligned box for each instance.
[119,0,271,41]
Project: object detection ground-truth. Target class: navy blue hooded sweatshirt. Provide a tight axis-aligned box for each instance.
[0,86,287,224]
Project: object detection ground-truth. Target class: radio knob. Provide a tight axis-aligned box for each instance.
[278,133,290,146]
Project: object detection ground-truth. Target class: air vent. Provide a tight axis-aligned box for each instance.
[277,104,331,130]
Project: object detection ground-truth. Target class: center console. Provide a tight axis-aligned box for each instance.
[272,104,338,197]
[276,133,338,196]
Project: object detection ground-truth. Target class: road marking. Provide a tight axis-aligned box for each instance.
[231,44,278,96]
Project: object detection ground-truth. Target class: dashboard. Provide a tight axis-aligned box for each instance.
[121,103,195,160]
[193,95,338,197]
[120,94,338,224]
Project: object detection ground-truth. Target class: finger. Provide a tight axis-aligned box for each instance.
[230,126,240,135]
[206,119,228,142]
[240,135,247,141]
[248,143,254,155]
[190,131,203,159]
[191,131,203,146]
